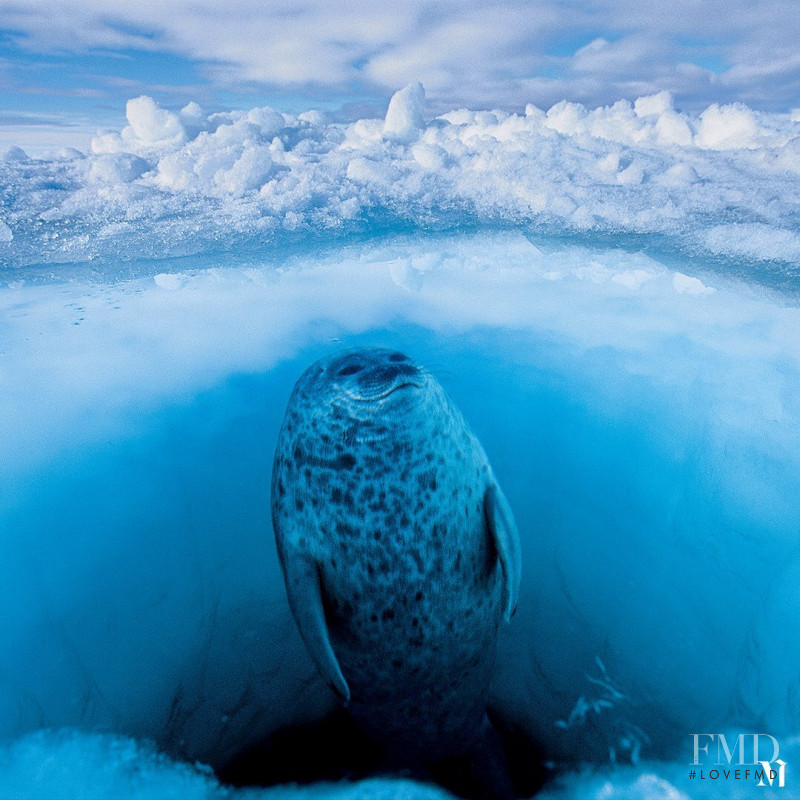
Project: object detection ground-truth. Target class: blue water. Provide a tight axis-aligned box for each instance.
[2,218,800,799]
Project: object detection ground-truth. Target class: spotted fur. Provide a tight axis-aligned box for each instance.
[271,347,520,762]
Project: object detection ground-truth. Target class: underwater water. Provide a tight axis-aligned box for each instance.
[2,87,800,799]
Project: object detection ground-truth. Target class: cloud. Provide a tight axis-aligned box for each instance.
[1,0,800,111]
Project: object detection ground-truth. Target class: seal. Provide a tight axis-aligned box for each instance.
[271,347,521,789]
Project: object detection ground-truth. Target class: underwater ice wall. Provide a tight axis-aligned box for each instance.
[3,230,800,773]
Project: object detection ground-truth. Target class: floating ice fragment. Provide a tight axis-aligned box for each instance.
[612,269,653,290]
[389,259,424,292]
[524,103,545,121]
[411,143,447,171]
[55,147,86,161]
[179,101,207,138]
[672,272,715,295]
[384,81,426,143]
[0,730,455,800]
[0,221,12,243]
[181,101,204,119]
[154,119,274,196]
[153,273,187,291]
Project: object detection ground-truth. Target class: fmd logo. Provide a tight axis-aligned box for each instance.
[690,733,787,788]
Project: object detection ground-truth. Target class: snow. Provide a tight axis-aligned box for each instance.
[0,730,453,800]
[694,103,762,150]
[124,95,188,150]
[2,85,800,278]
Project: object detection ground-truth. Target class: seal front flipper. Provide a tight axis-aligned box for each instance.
[484,483,521,622]
[281,547,351,705]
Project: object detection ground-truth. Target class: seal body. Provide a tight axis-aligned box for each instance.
[271,348,520,764]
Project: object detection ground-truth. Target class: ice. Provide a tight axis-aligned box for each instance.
[703,223,800,263]
[2,85,800,278]
[694,103,761,150]
[3,84,800,798]
[124,96,188,149]
[384,81,426,143]
[0,730,452,800]
[0,145,27,162]
[2,230,800,788]
[671,272,715,295]
[633,91,674,118]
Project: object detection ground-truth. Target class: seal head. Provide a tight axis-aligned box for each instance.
[271,347,520,763]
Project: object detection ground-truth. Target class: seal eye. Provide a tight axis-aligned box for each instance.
[338,364,362,377]
[388,353,409,363]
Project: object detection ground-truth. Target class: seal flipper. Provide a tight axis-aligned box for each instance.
[282,549,351,705]
[484,484,521,622]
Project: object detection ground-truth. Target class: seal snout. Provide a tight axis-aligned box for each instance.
[334,349,423,401]
[371,362,419,384]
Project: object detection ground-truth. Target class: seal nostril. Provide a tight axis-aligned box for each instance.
[374,365,400,382]
[338,364,363,377]
[388,353,410,363]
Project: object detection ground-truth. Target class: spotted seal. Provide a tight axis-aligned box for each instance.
[271,347,521,780]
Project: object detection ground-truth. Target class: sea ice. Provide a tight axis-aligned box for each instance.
[2,84,800,282]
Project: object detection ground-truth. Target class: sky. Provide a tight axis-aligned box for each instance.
[1,0,800,151]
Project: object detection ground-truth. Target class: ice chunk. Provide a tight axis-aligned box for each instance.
[54,147,86,161]
[0,731,223,800]
[154,120,273,196]
[1,144,29,161]
[695,103,760,150]
[654,111,693,146]
[298,109,327,126]
[672,271,715,294]
[0,220,12,242]
[545,100,588,135]
[124,95,187,148]
[89,153,150,184]
[247,106,286,137]
[384,81,426,143]
[704,223,800,263]
[656,163,699,187]
[0,730,454,800]
[634,91,674,118]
